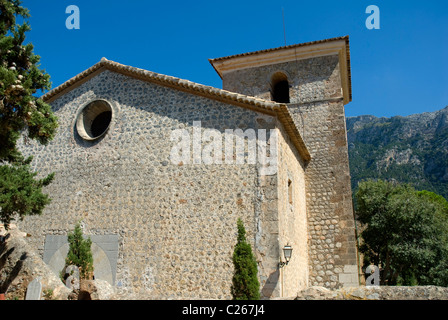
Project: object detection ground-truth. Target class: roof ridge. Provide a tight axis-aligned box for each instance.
[42,59,282,110]
[41,58,310,162]
[209,35,349,63]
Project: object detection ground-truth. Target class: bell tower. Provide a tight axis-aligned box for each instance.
[210,36,359,288]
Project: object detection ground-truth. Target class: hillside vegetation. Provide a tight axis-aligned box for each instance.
[347,106,448,199]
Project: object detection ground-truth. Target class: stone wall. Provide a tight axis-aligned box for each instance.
[221,54,359,289]
[254,118,309,298]
[294,285,448,300]
[276,120,309,296]
[17,69,306,299]
[289,100,359,288]
[222,55,342,105]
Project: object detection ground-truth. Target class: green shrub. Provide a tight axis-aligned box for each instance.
[65,221,94,280]
[231,218,260,300]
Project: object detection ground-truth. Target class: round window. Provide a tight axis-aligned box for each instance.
[76,100,113,141]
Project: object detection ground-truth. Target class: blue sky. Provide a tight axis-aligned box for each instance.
[21,0,448,118]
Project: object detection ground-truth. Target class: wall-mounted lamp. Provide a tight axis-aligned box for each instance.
[279,244,293,268]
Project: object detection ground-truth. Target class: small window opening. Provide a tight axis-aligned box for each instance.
[76,100,113,141]
[91,111,112,137]
[288,179,293,205]
[271,72,290,103]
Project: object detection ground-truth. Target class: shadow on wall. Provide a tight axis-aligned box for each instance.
[261,269,279,298]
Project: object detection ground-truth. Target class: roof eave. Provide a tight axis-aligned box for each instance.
[41,58,311,163]
[209,36,352,105]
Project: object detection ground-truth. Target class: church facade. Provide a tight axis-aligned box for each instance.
[18,36,359,299]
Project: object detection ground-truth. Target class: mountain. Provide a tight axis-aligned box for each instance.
[346,106,448,199]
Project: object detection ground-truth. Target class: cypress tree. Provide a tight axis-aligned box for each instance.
[231,218,260,300]
[65,221,94,280]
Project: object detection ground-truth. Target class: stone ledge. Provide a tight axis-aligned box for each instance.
[293,286,448,300]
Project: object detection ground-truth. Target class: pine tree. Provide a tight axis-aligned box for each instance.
[231,218,260,300]
[65,221,94,280]
[0,0,58,228]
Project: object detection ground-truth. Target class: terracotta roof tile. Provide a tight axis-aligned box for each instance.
[209,35,350,62]
[41,59,311,162]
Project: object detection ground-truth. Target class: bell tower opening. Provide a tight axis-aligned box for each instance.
[271,72,290,103]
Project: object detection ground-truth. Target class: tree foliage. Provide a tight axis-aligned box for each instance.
[231,218,260,300]
[0,157,53,227]
[347,109,448,200]
[0,0,58,227]
[65,221,94,280]
[356,179,448,286]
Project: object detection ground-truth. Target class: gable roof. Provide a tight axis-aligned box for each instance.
[41,58,310,163]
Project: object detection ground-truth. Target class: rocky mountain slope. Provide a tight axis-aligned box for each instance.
[346,106,448,199]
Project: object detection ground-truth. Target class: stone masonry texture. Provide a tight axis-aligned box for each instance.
[17,69,307,299]
[221,54,359,289]
[15,40,359,299]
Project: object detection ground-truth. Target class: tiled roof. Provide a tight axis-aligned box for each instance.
[209,36,352,103]
[209,35,350,62]
[41,58,311,162]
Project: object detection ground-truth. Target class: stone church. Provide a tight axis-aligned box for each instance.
[18,36,359,299]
